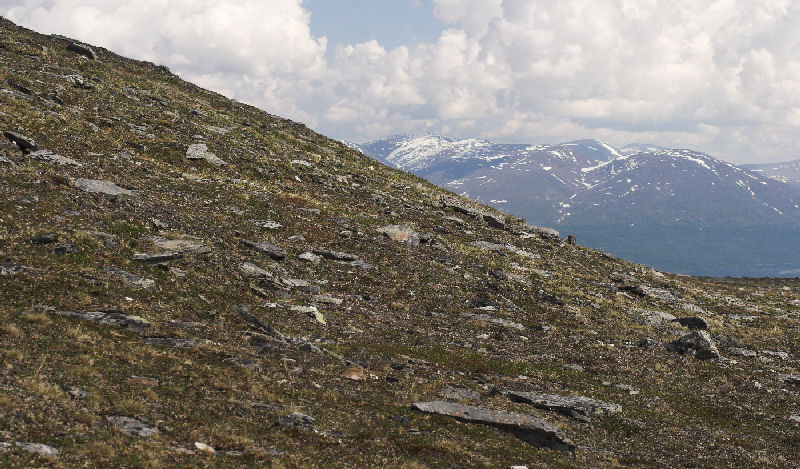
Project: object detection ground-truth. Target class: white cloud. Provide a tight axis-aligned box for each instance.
[3,0,800,163]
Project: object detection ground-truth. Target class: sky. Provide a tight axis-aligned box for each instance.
[2,0,800,164]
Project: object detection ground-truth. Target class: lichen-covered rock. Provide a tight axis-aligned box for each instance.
[106,416,159,437]
[665,330,720,360]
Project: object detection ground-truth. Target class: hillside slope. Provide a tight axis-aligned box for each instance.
[1,18,800,468]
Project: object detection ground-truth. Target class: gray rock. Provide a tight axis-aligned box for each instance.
[152,237,209,254]
[379,224,420,245]
[72,178,135,196]
[671,316,709,330]
[412,400,575,452]
[251,220,283,230]
[279,412,315,428]
[67,42,97,59]
[53,310,151,330]
[471,241,539,259]
[49,243,75,255]
[132,252,183,264]
[438,385,481,402]
[281,278,320,294]
[0,154,14,165]
[240,262,272,278]
[462,312,525,331]
[242,240,286,260]
[28,150,81,167]
[142,337,197,348]
[312,294,343,305]
[760,350,790,361]
[630,308,676,326]
[298,252,321,263]
[520,223,560,239]
[3,131,38,153]
[729,347,757,358]
[665,331,720,360]
[312,248,359,262]
[15,442,59,458]
[790,414,800,424]
[106,416,159,437]
[63,385,90,399]
[105,266,155,289]
[0,261,26,276]
[505,390,621,421]
[186,143,225,166]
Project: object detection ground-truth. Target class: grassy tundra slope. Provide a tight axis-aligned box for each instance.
[1,18,799,467]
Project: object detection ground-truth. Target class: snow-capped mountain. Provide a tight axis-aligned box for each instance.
[743,159,800,189]
[355,135,800,276]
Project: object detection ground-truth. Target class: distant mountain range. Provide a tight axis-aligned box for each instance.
[350,135,800,277]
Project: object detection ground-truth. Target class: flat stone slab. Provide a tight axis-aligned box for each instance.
[52,310,151,330]
[153,238,209,254]
[105,266,155,289]
[186,143,225,166]
[14,442,59,457]
[505,390,621,421]
[132,252,183,263]
[142,337,197,348]
[312,248,360,262]
[462,312,525,330]
[412,400,575,453]
[73,178,135,196]
[106,416,159,437]
[242,240,286,260]
[28,150,81,166]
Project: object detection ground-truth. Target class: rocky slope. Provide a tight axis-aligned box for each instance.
[1,18,800,468]
[359,136,800,277]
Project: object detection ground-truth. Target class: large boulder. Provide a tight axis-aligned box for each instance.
[665,331,720,360]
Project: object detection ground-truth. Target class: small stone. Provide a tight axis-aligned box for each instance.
[126,376,159,387]
[251,220,283,230]
[106,416,159,437]
[63,386,90,399]
[311,248,360,262]
[240,262,272,278]
[312,294,343,306]
[378,224,420,246]
[242,240,286,260]
[279,412,315,428]
[194,442,215,454]
[461,312,525,331]
[298,252,321,263]
[341,367,366,381]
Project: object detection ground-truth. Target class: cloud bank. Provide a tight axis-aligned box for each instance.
[4,0,800,163]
